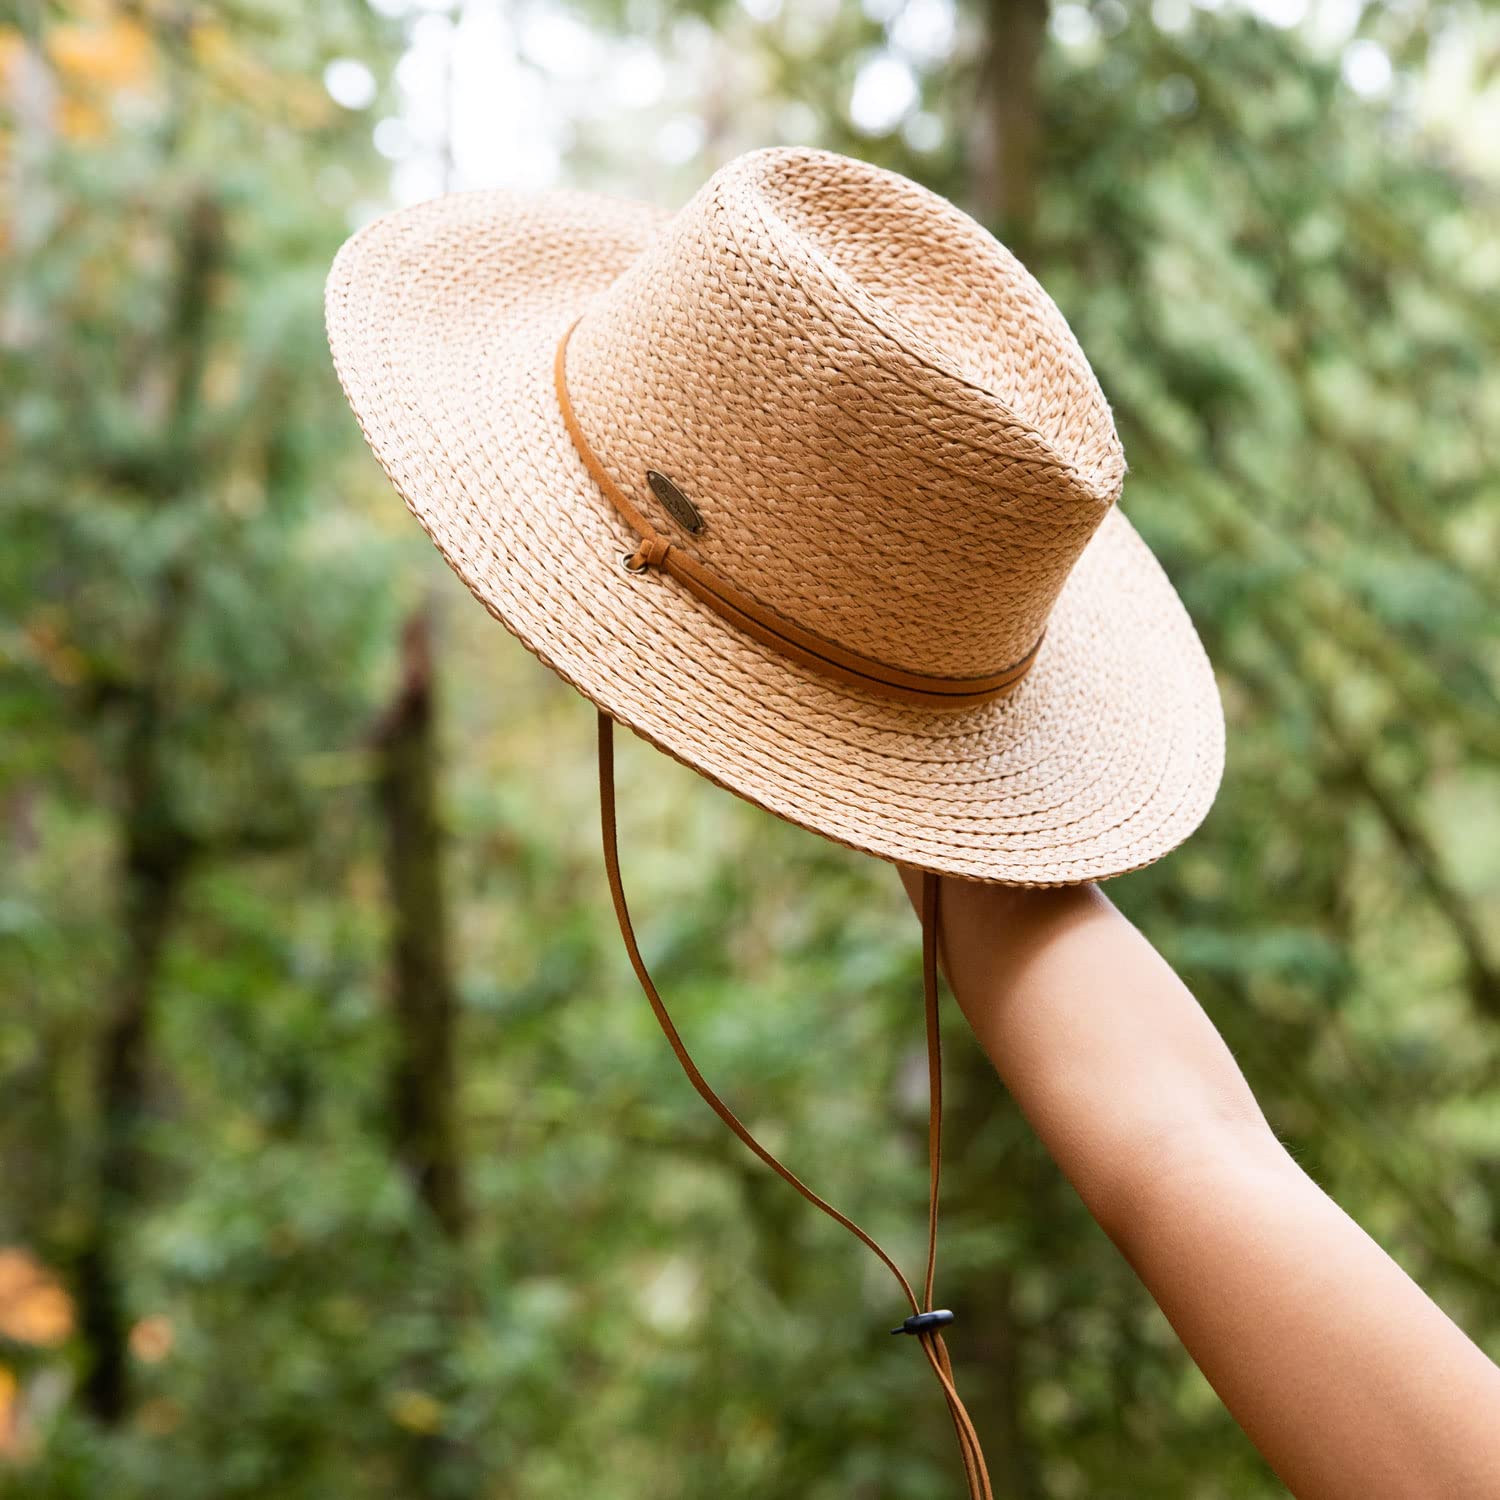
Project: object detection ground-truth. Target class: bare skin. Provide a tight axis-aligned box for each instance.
[898,872,1500,1500]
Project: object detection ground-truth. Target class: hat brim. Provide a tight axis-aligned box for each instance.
[326,188,1224,885]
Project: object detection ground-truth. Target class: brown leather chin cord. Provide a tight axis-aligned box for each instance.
[599,711,993,1499]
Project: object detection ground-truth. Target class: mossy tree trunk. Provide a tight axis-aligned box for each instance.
[373,607,466,1240]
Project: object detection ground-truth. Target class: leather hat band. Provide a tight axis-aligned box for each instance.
[555,319,1040,710]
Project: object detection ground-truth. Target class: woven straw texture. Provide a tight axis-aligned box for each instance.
[326,148,1224,884]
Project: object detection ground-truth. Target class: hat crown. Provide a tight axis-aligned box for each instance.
[561,148,1125,682]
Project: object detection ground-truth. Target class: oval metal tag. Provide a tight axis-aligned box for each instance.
[646,469,705,535]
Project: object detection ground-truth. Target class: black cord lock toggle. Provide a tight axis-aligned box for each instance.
[891,1309,956,1336]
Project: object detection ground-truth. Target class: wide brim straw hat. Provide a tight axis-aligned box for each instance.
[328,148,1225,1497]
[326,147,1223,887]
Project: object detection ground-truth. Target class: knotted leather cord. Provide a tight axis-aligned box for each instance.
[599,711,993,1498]
[557,320,1040,710]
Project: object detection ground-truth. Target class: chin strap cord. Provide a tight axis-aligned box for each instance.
[598,711,992,1499]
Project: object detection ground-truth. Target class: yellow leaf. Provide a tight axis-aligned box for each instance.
[58,95,107,142]
[388,1388,444,1435]
[189,20,230,70]
[129,1315,175,1364]
[0,1365,18,1458]
[0,1248,73,1348]
[46,17,152,91]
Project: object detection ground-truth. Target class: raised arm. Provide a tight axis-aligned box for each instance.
[901,872,1500,1500]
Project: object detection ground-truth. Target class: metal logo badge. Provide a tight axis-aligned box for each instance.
[646,469,705,535]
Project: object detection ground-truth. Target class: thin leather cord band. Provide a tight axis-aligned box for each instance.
[599,711,993,1498]
[557,320,1040,709]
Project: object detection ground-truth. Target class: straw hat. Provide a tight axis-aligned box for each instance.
[326,146,1223,886]
[328,148,1225,1496]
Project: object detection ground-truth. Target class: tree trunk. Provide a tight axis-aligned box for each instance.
[77,567,193,1423]
[373,607,465,1239]
[968,0,1050,240]
[77,842,185,1422]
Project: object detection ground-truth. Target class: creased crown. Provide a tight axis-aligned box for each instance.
[561,147,1125,680]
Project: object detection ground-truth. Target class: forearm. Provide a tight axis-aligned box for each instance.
[1118,1134,1500,1499]
[917,878,1269,1215]
[903,872,1500,1499]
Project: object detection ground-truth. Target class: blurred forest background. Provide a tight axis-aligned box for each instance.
[2,0,1498,1496]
